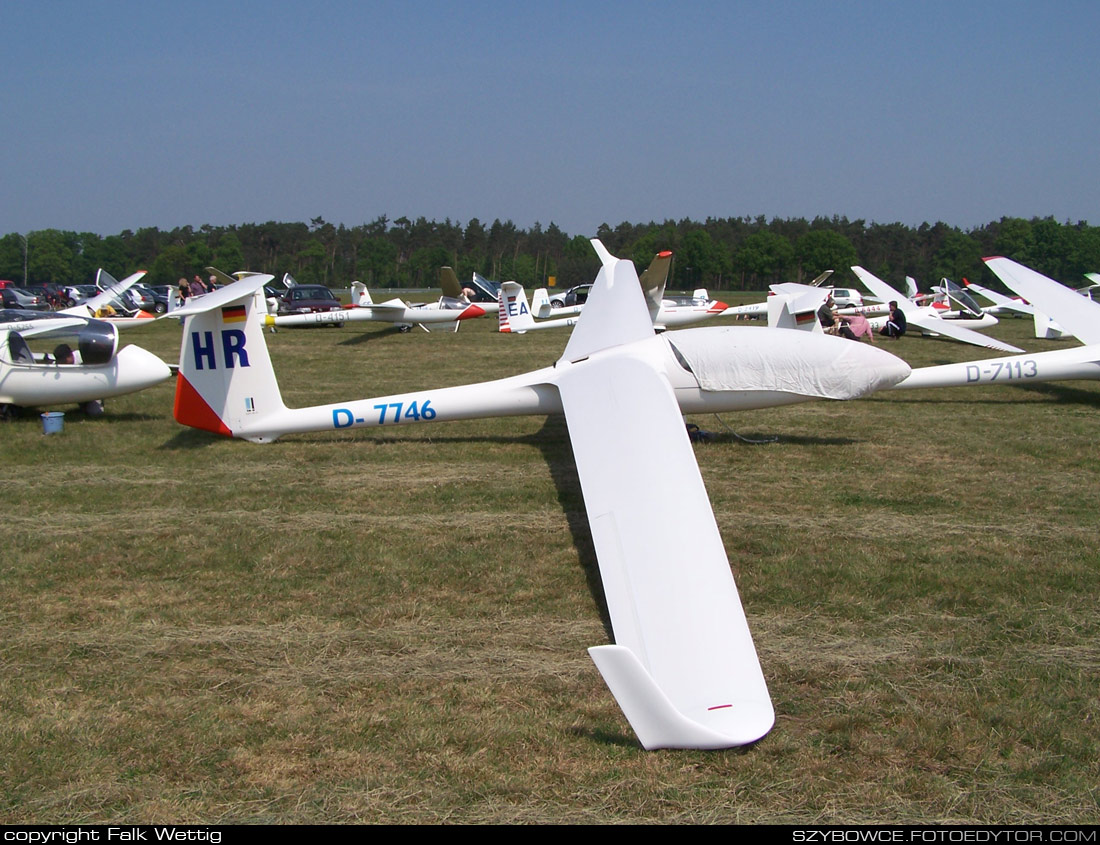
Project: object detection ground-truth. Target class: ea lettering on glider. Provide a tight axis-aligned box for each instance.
[189,330,250,370]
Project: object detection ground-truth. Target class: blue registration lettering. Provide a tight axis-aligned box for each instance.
[191,331,217,371]
[333,408,354,428]
[221,329,249,368]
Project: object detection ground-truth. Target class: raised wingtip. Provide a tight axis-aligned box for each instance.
[982,256,1004,262]
[657,250,673,258]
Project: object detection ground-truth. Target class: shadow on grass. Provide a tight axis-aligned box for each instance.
[883,384,1100,406]
[336,325,409,346]
[159,428,227,450]
[525,415,614,643]
[1012,381,1100,408]
[699,431,859,447]
[568,724,641,749]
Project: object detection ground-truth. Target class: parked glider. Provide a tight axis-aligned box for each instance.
[169,244,911,750]
[891,257,1100,391]
[439,267,500,314]
[63,269,158,326]
[1,268,161,340]
[0,318,171,414]
[499,251,728,333]
[849,267,1022,353]
[263,268,486,332]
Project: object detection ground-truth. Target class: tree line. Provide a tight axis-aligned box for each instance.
[1,214,1097,293]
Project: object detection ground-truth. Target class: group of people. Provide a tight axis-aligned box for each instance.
[818,296,906,342]
[178,274,218,302]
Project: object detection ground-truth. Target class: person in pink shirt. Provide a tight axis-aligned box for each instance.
[840,311,875,343]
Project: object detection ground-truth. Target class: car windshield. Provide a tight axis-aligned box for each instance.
[291,287,336,301]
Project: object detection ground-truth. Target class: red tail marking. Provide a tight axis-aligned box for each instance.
[173,373,232,437]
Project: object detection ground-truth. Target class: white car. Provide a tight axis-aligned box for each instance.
[828,287,863,308]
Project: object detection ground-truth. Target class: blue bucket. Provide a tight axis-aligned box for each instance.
[41,411,65,435]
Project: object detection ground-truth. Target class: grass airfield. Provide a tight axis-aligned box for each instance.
[2,302,1098,823]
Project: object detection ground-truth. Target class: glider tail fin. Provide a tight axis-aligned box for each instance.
[351,282,372,306]
[531,287,553,319]
[171,276,287,440]
[439,267,463,299]
[498,281,535,333]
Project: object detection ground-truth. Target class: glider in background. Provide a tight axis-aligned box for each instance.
[261,270,487,332]
[499,251,729,333]
[849,267,1023,353]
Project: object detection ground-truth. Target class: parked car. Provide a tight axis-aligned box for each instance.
[1,287,46,310]
[276,284,343,315]
[828,287,864,308]
[547,284,592,309]
[132,284,170,314]
[65,285,99,307]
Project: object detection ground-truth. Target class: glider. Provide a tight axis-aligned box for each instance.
[263,269,487,332]
[0,318,171,413]
[63,269,159,327]
[498,251,729,333]
[721,272,840,320]
[169,242,911,749]
[892,257,1100,391]
[850,267,1023,353]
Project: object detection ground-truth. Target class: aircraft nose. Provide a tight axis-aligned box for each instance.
[457,304,486,320]
[832,339,912,399]
[115,344,172,391]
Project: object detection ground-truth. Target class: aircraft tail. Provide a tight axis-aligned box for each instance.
[1034,311,1067,339]
[766,283,828,331]
[351,282,372,306]
[638,250,674,321]
[170,275,286,439]
[531,287,553,319]
[439,267,463,299]
[498,282,535,333]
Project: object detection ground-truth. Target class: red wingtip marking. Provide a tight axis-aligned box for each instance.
[458,304,486,320]
[982,256,1003,262]
[173,373,232,437]
[710,301,729,312]
[657,250,673,258]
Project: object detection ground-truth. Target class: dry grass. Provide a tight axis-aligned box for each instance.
[1,304,1097,823]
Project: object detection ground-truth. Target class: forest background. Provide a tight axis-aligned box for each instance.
[1,215,1097,293]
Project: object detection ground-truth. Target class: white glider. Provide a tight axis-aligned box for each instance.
[262,277,486,332]
[892,257,1100,391]
[61,269,158,327]
[0,319,171,413]
[169,245,911,749]
[499,251,729,333]
[850,267,1023,354]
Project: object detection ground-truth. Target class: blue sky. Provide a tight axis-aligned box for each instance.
[3,0,1097,237]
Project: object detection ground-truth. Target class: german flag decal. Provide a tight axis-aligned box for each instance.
[221,305,247,323]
